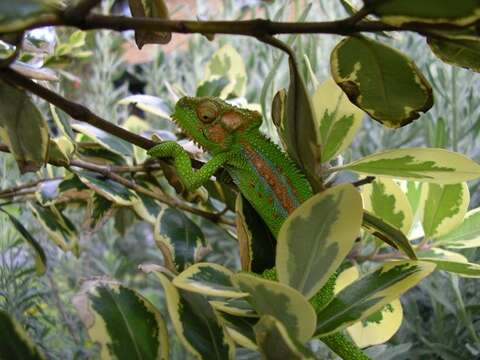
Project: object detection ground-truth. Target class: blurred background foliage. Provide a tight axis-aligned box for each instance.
[1,0,480,359]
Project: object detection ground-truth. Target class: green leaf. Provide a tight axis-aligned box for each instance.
[422,183,469,238]
[284,49,321,187]
[196,77,230,97]
[362,178,413,234]
[50,105,75,141]
[276,183,363,299]
[155,207,207,272]
[210,298,257,318]
[128,0,171,48]
[235,194,276,273]
[0,309,46,359]
[315,261,435,336]
[73,279,169,360]
[344,148,480,183]
[254,315,316,360]
[76,170,139,206]
[77,143,127,165]
[362,211,417,259]
[0,0,60,33]
[330,36,432,128]
[419,251,480,277]
[172,263,248,298]
[156,273,235,359]
[435,208,480,248]
[0,80,49,173]
[47,136,75,166]
[72,123,133,157]
[0,208,46,275]
[132,191,161,225]
[365,0,480,26]
[428,35,480,73]
[87,193,114,231]
[313,77,364,162]
[202,44,247,98]
[118,95,171,121]
[217,312,258,351]
[232,273,316,342]
[29,203,78,254]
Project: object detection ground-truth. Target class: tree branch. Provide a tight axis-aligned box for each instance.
[0,68,156,150]
[22,12,473,37]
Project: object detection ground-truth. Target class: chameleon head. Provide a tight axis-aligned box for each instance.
[172,96,262,152]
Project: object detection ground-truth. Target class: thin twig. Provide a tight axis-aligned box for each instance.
[352,176,375,187]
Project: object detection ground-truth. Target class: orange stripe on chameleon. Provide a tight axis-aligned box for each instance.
[243,145,297,214]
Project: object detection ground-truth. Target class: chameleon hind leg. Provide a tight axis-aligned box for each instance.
[148,141,232,191]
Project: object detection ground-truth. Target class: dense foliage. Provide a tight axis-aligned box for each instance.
[1,1,480,359]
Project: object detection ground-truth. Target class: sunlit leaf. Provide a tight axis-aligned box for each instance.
[344,148,480,183]
[277,183,362,298]
[331,36,432,127]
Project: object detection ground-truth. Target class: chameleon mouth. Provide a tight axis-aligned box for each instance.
[170,112,205,151]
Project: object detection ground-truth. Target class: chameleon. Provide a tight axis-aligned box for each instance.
[148,96,370,360]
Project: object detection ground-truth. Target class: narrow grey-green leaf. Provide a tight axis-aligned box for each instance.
[73,279,168,360]
[0,80,49,173]
[315,261,435,336]
[0,309,46,359]
[331,36,432,128]
[0,208,46,275]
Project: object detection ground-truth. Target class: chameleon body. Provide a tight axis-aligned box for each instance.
[148,96,369,360]
[148,96,312,237]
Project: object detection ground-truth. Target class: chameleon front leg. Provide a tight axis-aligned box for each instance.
[148,141,231,191]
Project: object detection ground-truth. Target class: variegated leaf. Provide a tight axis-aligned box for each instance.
[421,183,469,238]
[217,312,258,351]
[330,36,432,127]
[50,105,75,141]
[428,35,480,73]
[76,171,139,206]
[362,178,413,235]
[155,207,207,272]
[313,77,364,162]
[421,259,480,278]
[0,80,49,173]
[72,123,133,157]
[366,0,480,26]
[254,315,316,359]
[87,193,114,231]
[344,148,480,183]
[132,191,161,225]
[315,261,435,336]
[47,136,75,166]
[277,183,362,299]
[235,194,276,273]
[77,143,127,165]
[202,44,247,98]
[435,208,480,248]
[173,263,248,298]
[417,247,468,263]
[232,273,316,342]
[118,95,171,121]
[362,211,416,259]
[334,266,403,348]
[210,298,257,318]
[73,279,168,360]
[0,309,46,359]
[29,203,78,254]
[156,273,235,359]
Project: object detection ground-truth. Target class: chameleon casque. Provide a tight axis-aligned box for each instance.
[148,96,369,359]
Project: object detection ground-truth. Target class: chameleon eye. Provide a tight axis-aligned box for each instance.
[197,101,218,123]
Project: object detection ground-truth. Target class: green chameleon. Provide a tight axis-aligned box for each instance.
[148,96,370,360]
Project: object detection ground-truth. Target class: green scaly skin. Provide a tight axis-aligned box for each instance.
[148,96,369,359]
